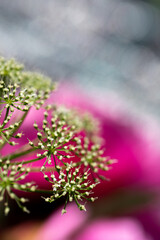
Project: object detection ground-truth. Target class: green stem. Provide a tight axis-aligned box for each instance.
[27,166,57,172]
[3,107,10,126]
[2,148,35,162]
[3,156,44,166]
[0,108,31,149]
[63,195,69,210]
[13,108,31,134]
[21,188,53,194]
[22,156,44,165]
[74,195,80,208]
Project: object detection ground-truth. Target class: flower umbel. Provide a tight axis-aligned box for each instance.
[76,137,116,174]
[43,164,99,214]
[29,108,79,170]
[0,160,36,215]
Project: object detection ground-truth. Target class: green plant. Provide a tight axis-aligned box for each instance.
[0,57,115,215]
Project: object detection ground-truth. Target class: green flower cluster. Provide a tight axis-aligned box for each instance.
[43,164,99,214]
[0,58,55,148]
[29,108,78,171]
[28,107,115,213]
[0,160,36,215]
[0,56,115,216]
[0,57,23,85]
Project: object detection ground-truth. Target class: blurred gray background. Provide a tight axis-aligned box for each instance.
[0,0,160,123]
